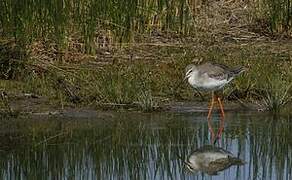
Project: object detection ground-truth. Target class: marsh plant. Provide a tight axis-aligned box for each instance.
[260,0,292,34]
[137,84,158,112]
[96,66,138,104]
[0,41,27,79]
[259,75,292,113]
[0,90,12,114]
[90,64,157,110]
[0,0,193,51]
[0,0,290,51]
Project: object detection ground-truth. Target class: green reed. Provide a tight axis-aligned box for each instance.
[0,41,27,79]
[0,0,193,50]
[254,0,292,34]
[0,0,290,52]
[266,0,291,33]
[259,75,292,113]
[94,64,159,111]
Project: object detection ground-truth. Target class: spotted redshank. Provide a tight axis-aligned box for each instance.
[185,62,246,119]
[185,145,245,175]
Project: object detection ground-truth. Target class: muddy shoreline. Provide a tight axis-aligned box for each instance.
[0,92,262,118]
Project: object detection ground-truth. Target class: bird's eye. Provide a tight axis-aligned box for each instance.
[187,70,192,75]
[185,163,196,172]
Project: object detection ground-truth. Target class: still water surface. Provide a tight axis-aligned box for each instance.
[0,111,291,180]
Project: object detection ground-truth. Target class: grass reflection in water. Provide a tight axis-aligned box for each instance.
[0,112,291,180]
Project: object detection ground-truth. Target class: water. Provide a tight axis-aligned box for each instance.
[0,111,291,180]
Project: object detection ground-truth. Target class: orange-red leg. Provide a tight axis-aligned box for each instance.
[216,116,225,139]
[216,97,225,139]
[217,97,225,118]
[207,94,215,119]
[207,115,215,143]
[207,94,226,144]
[207,94,216,143]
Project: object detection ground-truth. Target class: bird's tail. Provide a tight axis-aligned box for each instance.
[230,66,246,76]
[228,157,246,165]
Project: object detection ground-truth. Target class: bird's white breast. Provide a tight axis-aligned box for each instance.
[188,152,229,170]
[188,72,232,91]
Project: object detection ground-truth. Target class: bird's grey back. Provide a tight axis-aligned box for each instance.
[191,145,233,155]
[197,62,245,80]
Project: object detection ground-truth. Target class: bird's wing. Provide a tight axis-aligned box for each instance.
[191,145,215,153]
[191,145,232,155]
[198,62,229,80]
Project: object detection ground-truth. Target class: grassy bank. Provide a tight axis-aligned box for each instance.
[1,40,291,113]
[0,0,292,113]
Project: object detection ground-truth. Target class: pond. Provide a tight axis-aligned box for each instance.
[0,110,291,180]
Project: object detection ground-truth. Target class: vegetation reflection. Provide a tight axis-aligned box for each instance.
[0,113,291,179]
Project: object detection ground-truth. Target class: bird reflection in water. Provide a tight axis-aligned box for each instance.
[184,111,245,175]
[185,145,245,175]
[185,107,245,175]
[208,110,225,144]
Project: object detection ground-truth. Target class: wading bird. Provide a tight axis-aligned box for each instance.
[185,62,246,119]
[185,145,245,175]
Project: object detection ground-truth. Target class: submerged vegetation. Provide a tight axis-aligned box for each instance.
[0,0,291,113]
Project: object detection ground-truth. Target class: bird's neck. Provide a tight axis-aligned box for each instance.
[188,71,199,85]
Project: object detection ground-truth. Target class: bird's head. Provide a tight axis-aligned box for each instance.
[184,158,200,173]
[184,64,196,81]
